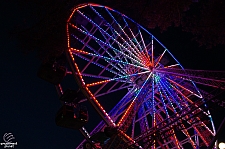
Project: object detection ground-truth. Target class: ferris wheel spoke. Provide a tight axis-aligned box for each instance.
[112,100,133,121]
[164,63,180,68]
[85,76,130,88]
[91,83,134,99]
[138,28,151,64]
[94,75,129,95]
[87,25,144,66]
[69,24,146,68]
[156,68,225,89]
[138,100,197,148]
[151,36,154,66]
[68,56,117,127]
[158,80,177,113]
[77,20,132,76]
[110,88,136,117]
[146,78,185,117]
[159,79,184,112]
[86,70,150,87]
[150,74,157,149]
[157,81,198,148]
[165,76,202,98]
[77,9,148,67]
[70,49,124,77]
[154,49,166,68]
[156,82,170,118]
[163,76,198,106]
[90,5,141,59]
[158,87,182,117]
[124,25,148,63]
[88,73,135,97]
[121,28,149,66]
[151,74,157,128]
[166,83,190,109]
[70,48,148,73]
[105,27,146,66]
[72,52,125,78]
[86,87,136,131]
[133,105,195,148]
[117,15,152,66]
[98,54,129,77]
[69,33,128,76]
[97,56,130,78]
[103,8,149,64]
[91,88,136,135]
[117,72,153,127]
[80,73,111,80]
[163,82,214,146]
[79,33,128,76]
[169,82,195,106]
[141,96,164,121]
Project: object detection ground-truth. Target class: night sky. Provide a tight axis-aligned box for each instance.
[1,1,225,149]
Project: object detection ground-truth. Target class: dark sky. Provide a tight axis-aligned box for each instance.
[1,1,84,148]
[1,1,225,149]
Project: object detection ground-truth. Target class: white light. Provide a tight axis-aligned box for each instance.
[219,142,225,149]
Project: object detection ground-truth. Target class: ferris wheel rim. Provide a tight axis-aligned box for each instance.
[66,3,216,149]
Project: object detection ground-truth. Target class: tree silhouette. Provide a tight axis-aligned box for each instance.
[14,0,225,61]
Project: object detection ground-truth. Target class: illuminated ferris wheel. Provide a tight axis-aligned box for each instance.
[38,3,225,149]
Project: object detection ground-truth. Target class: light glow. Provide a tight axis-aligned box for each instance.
[219,142,225,149]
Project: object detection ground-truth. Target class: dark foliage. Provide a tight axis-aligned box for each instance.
[14,0,225,61]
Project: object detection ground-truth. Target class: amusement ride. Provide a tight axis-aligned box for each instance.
[38,3,225,149]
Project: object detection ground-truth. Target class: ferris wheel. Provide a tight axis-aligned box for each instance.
[38,3,225,149]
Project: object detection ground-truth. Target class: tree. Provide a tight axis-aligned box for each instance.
[182,0,225,48]
[14,0,225,61]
